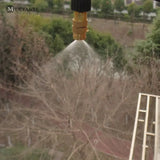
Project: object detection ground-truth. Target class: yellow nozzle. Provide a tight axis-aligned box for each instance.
[72,12,88,40]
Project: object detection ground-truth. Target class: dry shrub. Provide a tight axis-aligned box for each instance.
[0,57,160,159]
[0,14,50,86]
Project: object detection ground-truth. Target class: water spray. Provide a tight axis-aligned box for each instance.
[71,0,91,40]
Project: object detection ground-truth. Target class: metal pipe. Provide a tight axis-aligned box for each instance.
[72,11,88,40]
[71,0,91,40]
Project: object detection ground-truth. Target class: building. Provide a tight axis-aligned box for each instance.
[0,0,29,5]
[124,0,159,9]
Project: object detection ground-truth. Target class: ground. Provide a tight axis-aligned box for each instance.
[88,18,150,47]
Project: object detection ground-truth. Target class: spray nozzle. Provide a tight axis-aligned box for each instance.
[72,12,88,40]
[71,0,91,40]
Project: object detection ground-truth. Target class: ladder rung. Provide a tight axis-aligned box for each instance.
[138,119,145,122]
[146,132,155,136]
[143,145,149,148]
[145,145,149,148]
[139,109,146,113]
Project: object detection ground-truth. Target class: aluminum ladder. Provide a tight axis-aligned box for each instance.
[129,93,160,160]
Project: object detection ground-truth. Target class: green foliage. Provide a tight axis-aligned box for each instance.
[47,0,54,9]
[123,14,130,21]
[114,0,125,12]
[101,0,114,14]
[136,39,158,57]
[151,13,160,45]
[136,11,160,59]
[53,0,64,10]
[143,0,153,13]
[34,0,48,11]
[31,0,53,10]
[45,18,72,46]
[92,0,101,10]
[87,28,126,69]
[19,14,72,54]
[28,0,36,3]
[127,29,133,36]
[19,14,126,69]
[127,3,141,17]
[19,14,51,31]
[0,145,50,160]
[53,34,65,53]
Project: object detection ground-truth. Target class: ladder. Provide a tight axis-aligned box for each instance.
[129,93,160,160]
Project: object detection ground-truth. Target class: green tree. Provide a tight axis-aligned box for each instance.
[45,18,72,46]
[114,0,125,12]
[101,0,113,15]
[19,15,72,54]
[28,0,36,3]
[127,3,140,17]
[86,28,126,70]
[47,0,54,9]
[53,34,65,53]
[53,0,64,10]
[136,11,160,59]
[143,0,153,13]
[34,0,48,11]
[92,0,101,11]
[18,14,126,70]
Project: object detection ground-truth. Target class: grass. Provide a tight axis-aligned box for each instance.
[0,145,51,160]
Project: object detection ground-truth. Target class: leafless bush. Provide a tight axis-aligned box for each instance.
[0,14,50,86]
[0,57,159,159]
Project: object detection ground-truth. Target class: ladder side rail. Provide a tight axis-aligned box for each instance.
[154,97,160,160]
[141,95,150,160]
[140,93,160,98]
[129,93,142,160]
